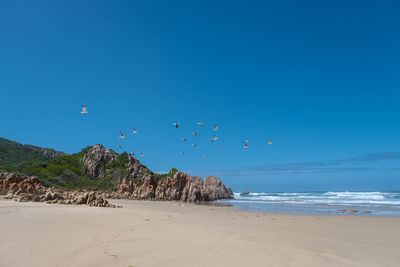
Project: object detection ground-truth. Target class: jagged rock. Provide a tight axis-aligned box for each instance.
[82,144,118,178]
[203,176,233,201]
[86,191,96,204]
[181,176,204,202]
[151,172,232,202]
[125,156,153,181]
[155,172,187,201]
[0,173,119,208]
[1,143,233,206]
[240,190,250,196]
[73,192,88,205]
[81,144,153,185]
[133,176,157,199]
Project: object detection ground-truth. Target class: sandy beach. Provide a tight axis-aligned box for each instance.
[1,199,400,267]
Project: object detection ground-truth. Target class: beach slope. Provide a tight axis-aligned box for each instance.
[1,199,399,267]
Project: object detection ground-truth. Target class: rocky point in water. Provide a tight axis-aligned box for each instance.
[240,190,250,196]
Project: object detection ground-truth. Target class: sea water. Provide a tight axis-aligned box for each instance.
[216,191,400,216]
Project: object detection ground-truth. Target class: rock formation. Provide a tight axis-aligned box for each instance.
[81,144,233,202]
[240,190,250,196]
[0,173,119,208]
[0,144,233,206]
[118,172,233,202]
[82,144,153,183]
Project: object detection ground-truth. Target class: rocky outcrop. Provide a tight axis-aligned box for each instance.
[0,172,46,196]
[81,144,152,182]
[82,144,119,178]
[0,173,119,208]
[240,190,250,196]
[118,172,233,202]
[81,144,233,202]
[1,144,233,205]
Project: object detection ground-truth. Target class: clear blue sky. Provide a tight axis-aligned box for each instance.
[1,0,399,192]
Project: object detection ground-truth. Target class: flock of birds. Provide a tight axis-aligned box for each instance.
[81,105,273,159]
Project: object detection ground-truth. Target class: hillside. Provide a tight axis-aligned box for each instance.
[0,139,233,201]
[0,138,172,190]
[0,137,65,171]
[18,145,157,191]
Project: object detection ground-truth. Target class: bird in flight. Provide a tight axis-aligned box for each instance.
[202,155,208,159]
[243,142,249,148]
[245,139,250,143]
[179,152,184,155]
[213,135,218,141]
[81,105,88,114]
[133,128,137,134]
[192,143,197,147]
[192,131,197,136]
[140,153,144,157]
[181,137,187,142]
[197,122,204,127]
[173,122,180,128]
[221,146,226,151]
[117,145,123,150]
[209,138,214,143]
[267,138,273,144]
[119,132,126,139]
[213,124,218,131]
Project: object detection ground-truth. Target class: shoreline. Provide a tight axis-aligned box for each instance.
[1,199,400,267]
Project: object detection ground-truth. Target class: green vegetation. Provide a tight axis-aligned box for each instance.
[0,137,169,191]
[154,168,179,183]
[0,142,117,190]
[109,152,130,169]
[0,137,65,170]
[18,146,116,191]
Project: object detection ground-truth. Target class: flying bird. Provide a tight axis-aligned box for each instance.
[245,139,250,143]
[267,138,273,144]
[140,153,144,157]
[213,135,218,141]
[179,152,184,155]
[117,145,122,150]
[192,131,197,136]
[80,105,88,114]
[133,128,137,134]
[173,122,180,128]
[209,138,214,143]
[119,132,126,139]
[181,137,187,142]
[243,142,249,149]
[221,146,225,151]
[202,155,208,159]
[197,122,204,127]
[192,143,197,147]
[213,124,218,131]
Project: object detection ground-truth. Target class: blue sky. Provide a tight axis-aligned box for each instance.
[1,0,399,192]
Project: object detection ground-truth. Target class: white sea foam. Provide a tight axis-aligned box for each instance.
[230,191,400,207]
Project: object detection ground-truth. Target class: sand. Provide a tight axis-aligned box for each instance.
[1,199,400,267]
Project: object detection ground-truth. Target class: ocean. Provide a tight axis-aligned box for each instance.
[216,191,400,216]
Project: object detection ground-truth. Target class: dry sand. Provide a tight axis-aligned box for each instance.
[1,199,400,267]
